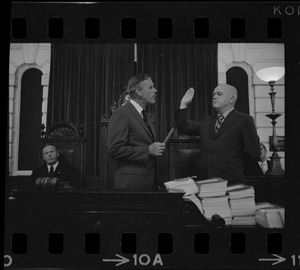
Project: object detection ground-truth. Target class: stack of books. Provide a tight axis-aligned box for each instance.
[196,178,228,197]
[227,184,256,225]
[231,215,256,226]
[164,177,199,195]
[196,178,232,225]
[255,202,285,228]
[200,195,232,225]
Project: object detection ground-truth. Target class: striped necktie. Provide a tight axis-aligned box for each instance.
[215,114,225,133]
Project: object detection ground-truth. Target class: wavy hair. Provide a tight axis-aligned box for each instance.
[126,74,151,98]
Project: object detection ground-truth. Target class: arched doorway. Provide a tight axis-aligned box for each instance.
[18,68,43,170]
[226,66,249,114]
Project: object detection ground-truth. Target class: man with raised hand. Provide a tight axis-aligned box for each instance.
[175,84,261,184]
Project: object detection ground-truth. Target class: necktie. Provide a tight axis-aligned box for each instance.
[49,166,54,177]
[215,114,225,133]
[142,110,154,140]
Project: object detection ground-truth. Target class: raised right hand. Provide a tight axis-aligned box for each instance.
[149,142,166,156]
[180,88,195,108]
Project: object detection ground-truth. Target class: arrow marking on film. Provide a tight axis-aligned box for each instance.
[259,254,286,265]
[103,254,130,266]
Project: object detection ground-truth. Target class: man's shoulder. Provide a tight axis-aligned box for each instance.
[112,102,132,116]
[232,109,253,120]
[35,163,47,171]
[57,161,74,170]
[31,163,47,176]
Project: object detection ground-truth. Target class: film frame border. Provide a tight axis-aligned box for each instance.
[10,2,294,42]
[6,1,300,269]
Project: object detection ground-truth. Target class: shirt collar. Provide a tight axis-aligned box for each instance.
[259,159,268,164]
[47,161,59,171]
[130,99,144,115]
[218,107,234,119]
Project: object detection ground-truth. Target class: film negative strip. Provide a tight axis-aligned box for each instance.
[5,1,300,269]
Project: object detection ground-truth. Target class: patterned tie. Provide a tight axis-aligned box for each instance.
[49,166,54,177]
[142,110,154,140]
[215,114,225,133]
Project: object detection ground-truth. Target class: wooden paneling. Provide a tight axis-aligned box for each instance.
[167,138,201,180]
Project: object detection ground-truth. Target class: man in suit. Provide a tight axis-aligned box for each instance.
[175,84,261,184]
[31,144,79,188]
[244,142,271,176]
[107,74,166,191]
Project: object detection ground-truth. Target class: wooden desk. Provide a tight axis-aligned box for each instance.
[4,188,286,269]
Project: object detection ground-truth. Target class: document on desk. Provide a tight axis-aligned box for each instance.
[163,127,175,143]
[183,193,204,214]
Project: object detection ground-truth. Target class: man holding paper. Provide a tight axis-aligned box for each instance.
[108,74,166,191]
[175,84,261,184]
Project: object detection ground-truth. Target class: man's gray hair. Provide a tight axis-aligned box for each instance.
[126,74,151,98]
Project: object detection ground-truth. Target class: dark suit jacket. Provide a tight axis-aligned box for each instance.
[31,161,79,187]
[107,101,156,191]
[244,157,272,176]
[175,108,261,184]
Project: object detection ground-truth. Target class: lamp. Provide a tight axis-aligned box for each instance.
[256,67,285,175]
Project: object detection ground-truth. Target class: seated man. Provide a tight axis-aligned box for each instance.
[31,144,80,189]
[244,143,271,176]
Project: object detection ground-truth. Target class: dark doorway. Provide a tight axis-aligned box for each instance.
[18,68,43,170]
[226,67,249,114]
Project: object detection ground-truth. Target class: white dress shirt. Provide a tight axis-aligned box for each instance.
[130,99,144,118]
[47,161,59,173]
[258,160,269,174]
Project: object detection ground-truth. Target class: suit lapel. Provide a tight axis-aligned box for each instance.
[209,115,217,139]
[127,102,155,141]
[55,162,61,175]
[43,164,49,175]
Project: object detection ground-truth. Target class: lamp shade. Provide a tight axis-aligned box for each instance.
[256,67,285,82]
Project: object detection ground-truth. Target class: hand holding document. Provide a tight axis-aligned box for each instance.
[149,142,166,156]
[149,128,174,156]
[163,127,175,143]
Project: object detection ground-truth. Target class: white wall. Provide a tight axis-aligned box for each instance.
[9,43,51,175]
[218,43,285,169]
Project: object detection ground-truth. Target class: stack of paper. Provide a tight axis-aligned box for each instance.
[165,178,204,217]
[255,202,285,228]
[200,195,232,225]
[183,193,204,214]
[194,178,231,225]
[227,184,256,225]
[232,216,256,226]
[164,177,199,195]
[195,178,228,197]
[255,202,280,210]
[227,184,255,199]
